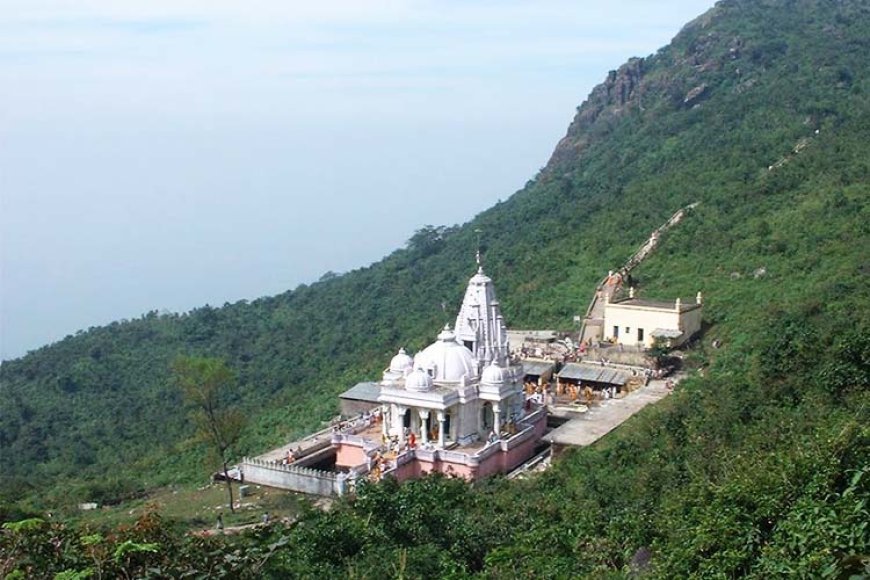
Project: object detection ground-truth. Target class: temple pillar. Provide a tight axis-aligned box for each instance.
[493,403,501,436]
[395,405,407,445]
[381,405,389,438]
[418,410,430,444]
[437,411,446,447]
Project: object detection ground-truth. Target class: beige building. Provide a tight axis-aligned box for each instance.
[603,289,703,349]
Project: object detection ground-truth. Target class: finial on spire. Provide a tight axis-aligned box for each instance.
[474,228,482,267]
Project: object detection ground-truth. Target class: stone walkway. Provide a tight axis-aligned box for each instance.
[543,376,678,447]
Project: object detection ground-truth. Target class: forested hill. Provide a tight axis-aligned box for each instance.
[2,0,868,531]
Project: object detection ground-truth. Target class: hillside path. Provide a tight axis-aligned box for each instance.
[543,376,678,447]
[580,203,698,344]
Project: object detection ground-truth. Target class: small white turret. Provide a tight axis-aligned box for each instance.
[481,361,508,385]
[405,368,434,392]
[389,348,413,374]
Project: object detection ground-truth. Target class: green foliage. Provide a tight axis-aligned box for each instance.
[53,569,93,580]
[1,0,869,576]
[2,518,47,533]
[172,355,246,512]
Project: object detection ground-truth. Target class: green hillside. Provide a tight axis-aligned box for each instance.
[1,0,868,575]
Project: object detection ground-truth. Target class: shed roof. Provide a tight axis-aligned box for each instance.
[557,363,629,386]
[521,360,556,377]
[339,381,382,403]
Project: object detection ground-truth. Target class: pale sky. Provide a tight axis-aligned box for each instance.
[0,0,715,360]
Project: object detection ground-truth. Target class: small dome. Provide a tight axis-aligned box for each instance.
[481,361,507,385]
[437,324,456,342]
[405,368,434,392]
[415,325,477,383]
[389,348,413,374]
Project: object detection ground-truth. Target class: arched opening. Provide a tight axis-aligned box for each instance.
[481,402,494,432]
[424,413,434,441]
[444,412,452,441]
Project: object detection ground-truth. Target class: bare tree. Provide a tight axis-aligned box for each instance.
[172,356,245,513]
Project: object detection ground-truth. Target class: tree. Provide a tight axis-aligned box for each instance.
[406,225,455,258]
[172,356,245,513]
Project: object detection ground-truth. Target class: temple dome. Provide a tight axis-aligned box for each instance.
[405,367,434,392]
[389,348,413,374]
[481,361,508,385]
[414,325,478,383]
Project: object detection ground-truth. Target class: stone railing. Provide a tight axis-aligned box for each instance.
[332,432,384,456]
[414,448,437,463]
[293,411,379,453]
[241,456,343,496]
[475,442,501,461]
[436,449,472,464]
[332,432,361,445]
[522,406,547,425]
[295,437,332,460]
[394,451,416,467]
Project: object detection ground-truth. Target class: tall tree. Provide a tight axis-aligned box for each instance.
[172,356,245,513]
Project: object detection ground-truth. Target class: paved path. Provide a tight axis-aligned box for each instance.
[543,377,677,446]
[579,277,618,344]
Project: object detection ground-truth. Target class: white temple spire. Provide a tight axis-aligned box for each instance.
[454,262,510,370]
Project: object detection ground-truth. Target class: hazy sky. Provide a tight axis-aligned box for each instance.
[1,0,715,360]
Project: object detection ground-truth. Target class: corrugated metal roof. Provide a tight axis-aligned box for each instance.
[521,360,556,377]
[557,363,628,385]
[339,381,382,403]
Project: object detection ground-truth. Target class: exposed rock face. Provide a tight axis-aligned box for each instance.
[683,83,708,105]
[543,1,754,176]
[548,57,646,169]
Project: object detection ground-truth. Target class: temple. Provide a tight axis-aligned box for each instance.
[238,258,547,495]
[238,263,547,494]
[331,264,547,482]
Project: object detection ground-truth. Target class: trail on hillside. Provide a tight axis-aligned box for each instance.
[579,202,698,344]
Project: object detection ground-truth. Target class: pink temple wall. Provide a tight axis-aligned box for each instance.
[335,444,367,468]
[392,458,421,481]
[417,459,477,481]
[395,414,547,482]
[366,410,547,484]
[470,411,547,479]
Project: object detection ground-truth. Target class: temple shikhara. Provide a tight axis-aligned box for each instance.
[240,262,547,495]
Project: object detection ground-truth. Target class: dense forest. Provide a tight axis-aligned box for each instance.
[1,0,868,576]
